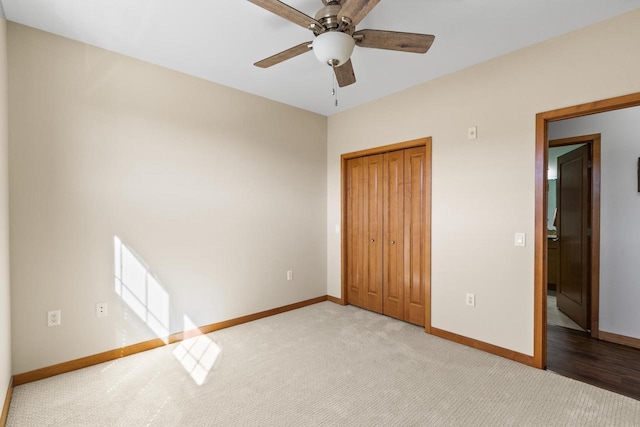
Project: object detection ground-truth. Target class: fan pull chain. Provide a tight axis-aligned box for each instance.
[332,71,339,107]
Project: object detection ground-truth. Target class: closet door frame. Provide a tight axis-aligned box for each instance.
[340,137,432,333]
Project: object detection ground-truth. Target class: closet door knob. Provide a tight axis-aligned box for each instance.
[370,239,375,243]
[390,240,396,244]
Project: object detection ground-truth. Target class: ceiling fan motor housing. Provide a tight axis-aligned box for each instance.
[314,3,343,30]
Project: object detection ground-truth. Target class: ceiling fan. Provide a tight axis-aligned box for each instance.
[248,0,435,87]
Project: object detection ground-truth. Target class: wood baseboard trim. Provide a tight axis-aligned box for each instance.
[177,296,328,339]
[13,296,328,387]
[13,338,169,386]
[1,377,13,427]
[327,295,345,305]
[430,327,535,366]
[599,330,640,350]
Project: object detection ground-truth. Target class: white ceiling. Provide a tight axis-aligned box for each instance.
[2,0,639,116]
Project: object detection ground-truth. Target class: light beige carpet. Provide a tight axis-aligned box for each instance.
[7,302,640,426]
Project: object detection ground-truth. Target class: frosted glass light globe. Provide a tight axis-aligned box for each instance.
[312,31,355,67]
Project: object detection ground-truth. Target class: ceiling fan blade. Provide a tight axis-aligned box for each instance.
[254,41,313,68]
[338,0,380,27]
[248,0,322,30]
[334,59,356,88]
[354,29,435,54]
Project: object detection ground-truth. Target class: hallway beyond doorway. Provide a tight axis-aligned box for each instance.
[547,291,584,332]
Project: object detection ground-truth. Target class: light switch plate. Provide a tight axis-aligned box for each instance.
[515,232,526,247]
[468,126,477,140]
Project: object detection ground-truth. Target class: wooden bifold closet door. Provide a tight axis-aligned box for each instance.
[346,146,427,326]
[346,154,384,313]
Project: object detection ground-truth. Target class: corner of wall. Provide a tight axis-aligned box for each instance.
[1,376,13,426]
[0,15,13,400]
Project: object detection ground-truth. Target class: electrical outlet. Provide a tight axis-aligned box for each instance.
[287,270,293,281]
[48,310,61,326]
[466,293,476,307]
[96,302,108,318]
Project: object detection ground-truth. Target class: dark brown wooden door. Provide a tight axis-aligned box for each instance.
[557,145,591,330]
[403,147,427,326]
[383,150,404,320]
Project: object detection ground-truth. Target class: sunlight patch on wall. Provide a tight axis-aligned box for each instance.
[114,236,170,343]
[173,315,221,385]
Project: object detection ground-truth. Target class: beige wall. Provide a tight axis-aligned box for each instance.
[0,17,12,393]
[327,10,640,356]
[8,23,327,374]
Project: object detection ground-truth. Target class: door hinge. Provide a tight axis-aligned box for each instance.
[587,228,592,237]
[588,160,592,169]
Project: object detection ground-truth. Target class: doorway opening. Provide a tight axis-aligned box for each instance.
[534,92,640,369]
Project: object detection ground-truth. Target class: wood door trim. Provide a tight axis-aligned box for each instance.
[549,134,601,338]
[341,138,429,159]
[340,137,432,331]
[534,92,640,369]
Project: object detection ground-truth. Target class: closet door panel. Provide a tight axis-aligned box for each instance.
[346,157,365,309]
[364,154,384,313]
[404,147,426,326]
[383,151,404,320]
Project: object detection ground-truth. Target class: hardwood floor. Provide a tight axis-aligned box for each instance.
[547,324,640,401]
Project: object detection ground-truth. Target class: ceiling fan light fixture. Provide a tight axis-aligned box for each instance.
[312,31,355,67]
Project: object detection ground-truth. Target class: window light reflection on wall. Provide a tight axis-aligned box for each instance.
[114,236,170,343]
